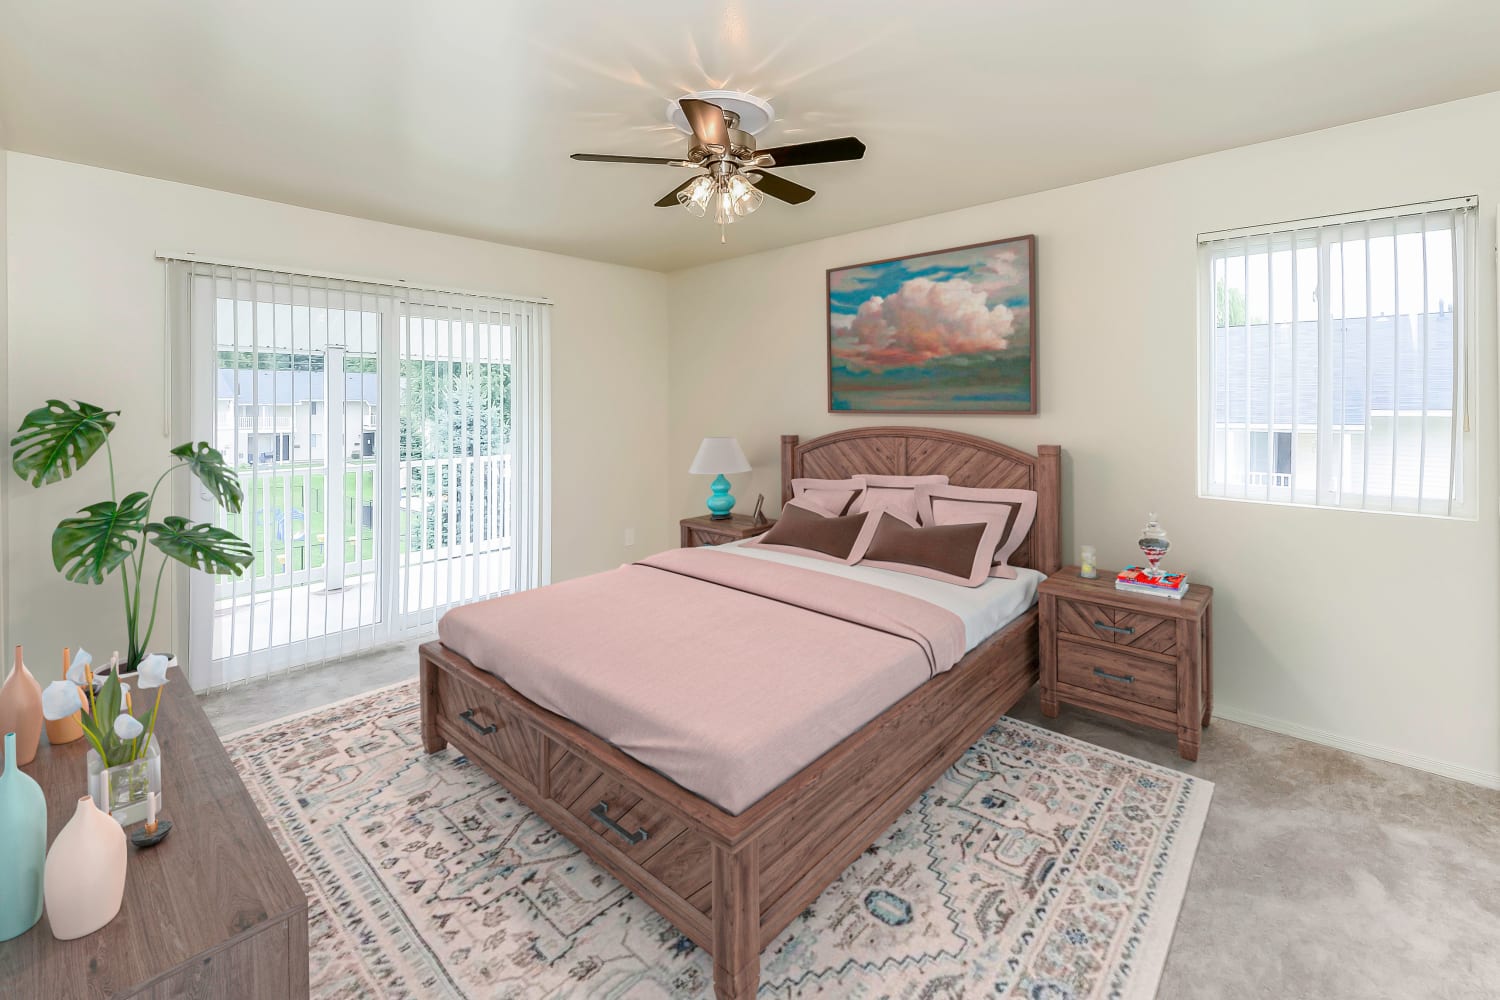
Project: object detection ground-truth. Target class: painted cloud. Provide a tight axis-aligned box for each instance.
[835,275,1016,371]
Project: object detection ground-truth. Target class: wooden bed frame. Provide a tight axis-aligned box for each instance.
[420,427,1061,998]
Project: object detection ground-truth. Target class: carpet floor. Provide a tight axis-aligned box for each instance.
[225,680,1212,999]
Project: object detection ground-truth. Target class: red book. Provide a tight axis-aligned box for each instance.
[1116,566,1187,591]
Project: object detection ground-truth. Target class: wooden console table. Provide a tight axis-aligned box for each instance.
[0,674,308,998]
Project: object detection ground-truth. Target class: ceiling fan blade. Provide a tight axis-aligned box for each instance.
[748,170,816,205]
[756,137,866,168]
[678,98,730,150]
[571,153,691,166]
[654,178,697,207]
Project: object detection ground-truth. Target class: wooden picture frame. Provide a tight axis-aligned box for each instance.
[827,235,1038,415]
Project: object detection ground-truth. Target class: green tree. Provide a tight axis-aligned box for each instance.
[1216,281,1247,327]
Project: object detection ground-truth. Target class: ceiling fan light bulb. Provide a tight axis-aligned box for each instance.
[728,175,764,216]
[714,190,737,225]
[678,175,714,217]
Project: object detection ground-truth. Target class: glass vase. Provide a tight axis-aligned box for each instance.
[1137,513,1171,579]
[86,738,161,827]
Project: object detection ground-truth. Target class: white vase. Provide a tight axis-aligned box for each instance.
[44,795,127,940]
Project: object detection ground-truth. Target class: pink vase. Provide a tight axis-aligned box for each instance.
[0,647,43,766]
[43,796,127,940]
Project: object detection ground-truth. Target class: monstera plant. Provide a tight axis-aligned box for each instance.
[10,400,253,672]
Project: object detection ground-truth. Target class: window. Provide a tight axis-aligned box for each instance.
[1198,197,1476,517]
[168,255,551,689]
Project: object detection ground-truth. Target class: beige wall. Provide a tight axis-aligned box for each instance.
[667,93,1500,786]
[4,153,673,667]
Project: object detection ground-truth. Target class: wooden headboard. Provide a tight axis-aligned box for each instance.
[781,427,1062,575]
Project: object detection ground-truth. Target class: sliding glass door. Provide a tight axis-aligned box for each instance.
[173,260,548,690]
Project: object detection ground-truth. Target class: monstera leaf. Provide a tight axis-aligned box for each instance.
[11,400,120,487]
[146,516,253,576]
[170,441,244,513]
[52,492,149,583]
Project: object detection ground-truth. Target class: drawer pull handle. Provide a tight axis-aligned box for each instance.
[590,801,649,845]
[1093,667,1136,684]
[459,709,497,735]
[1093,621,1136,636]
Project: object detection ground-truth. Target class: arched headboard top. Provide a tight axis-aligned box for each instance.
[780,426,1062,575]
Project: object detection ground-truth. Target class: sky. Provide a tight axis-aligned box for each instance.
[1213,229,1457,327]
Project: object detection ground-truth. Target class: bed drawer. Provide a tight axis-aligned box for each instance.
[548,749,715,911]
[1056,637,1175,712]
[1056,597,1177,656]
[434,666,544,788]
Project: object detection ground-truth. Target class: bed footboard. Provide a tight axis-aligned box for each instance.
[419,608,1038,999]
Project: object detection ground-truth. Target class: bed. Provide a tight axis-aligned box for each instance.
[419,427,1062,998]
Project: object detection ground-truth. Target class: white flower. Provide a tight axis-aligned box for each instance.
[66,648,93,685]
[113,713,145,741]
[41,680,83,721]
[136,654,173,689]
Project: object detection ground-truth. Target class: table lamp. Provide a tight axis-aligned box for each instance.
[689,437,751,519]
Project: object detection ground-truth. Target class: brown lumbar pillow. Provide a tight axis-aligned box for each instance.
[749,503,872,562]
[854,511,1004,587]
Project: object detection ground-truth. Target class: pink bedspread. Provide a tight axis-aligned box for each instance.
[437,547,966,814]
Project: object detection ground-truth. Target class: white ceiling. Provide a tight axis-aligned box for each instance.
[4,1,1500,272]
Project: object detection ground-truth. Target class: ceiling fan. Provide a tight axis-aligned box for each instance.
[570,91,866,241]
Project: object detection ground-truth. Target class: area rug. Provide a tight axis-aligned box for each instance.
[225,680,1212,999]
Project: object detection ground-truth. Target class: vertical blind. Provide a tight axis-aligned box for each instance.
[164,257,551,690]
[1197,197,1477,517]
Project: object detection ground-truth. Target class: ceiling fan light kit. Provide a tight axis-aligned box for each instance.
[571,89,866,243]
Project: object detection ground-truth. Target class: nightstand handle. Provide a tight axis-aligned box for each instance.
[1093,621,1136,636]
[1093,667,1135,684]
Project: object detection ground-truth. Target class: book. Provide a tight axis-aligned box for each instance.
[1116,580,1189,600]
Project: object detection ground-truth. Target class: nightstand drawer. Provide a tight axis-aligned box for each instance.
[1056,598,1177,657]
[1056,637,1176,712]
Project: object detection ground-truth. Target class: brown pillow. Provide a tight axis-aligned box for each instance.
[853,511,1006,587]
[749,503,871,563]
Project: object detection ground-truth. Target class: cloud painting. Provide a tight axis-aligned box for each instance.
[828,236,1036,413]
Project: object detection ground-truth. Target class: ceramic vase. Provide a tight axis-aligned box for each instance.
[0,647,43,766]
[43,649,85,746]
[44,795,127,940]
[0,731,47,941]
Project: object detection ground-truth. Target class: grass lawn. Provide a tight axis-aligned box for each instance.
[226,465,379,579]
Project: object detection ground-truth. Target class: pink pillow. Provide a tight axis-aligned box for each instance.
[789,477,866,517]
[915,485,1038,579]
[850,474,948,525]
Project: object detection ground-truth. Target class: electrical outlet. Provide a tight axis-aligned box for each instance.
[623,527,636,546]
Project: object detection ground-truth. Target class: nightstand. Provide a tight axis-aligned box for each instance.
[1038,566,1213,760]
[680,513,775,548]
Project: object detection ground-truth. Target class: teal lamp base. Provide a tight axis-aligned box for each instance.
[705,473,736,519]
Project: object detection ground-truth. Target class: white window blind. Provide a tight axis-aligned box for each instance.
[164,256,551,690]
[1197,197,1477,517]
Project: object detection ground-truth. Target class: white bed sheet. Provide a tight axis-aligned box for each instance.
[715,538,1042,651]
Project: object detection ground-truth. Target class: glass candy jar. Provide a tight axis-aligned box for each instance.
[1137,514,1171,579]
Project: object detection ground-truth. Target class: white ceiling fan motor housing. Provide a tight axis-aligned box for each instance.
[667,90,775,136]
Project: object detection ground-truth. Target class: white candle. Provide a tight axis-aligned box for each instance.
[146,790,157,831]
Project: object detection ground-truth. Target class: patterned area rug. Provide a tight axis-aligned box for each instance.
[225,681,1211,999]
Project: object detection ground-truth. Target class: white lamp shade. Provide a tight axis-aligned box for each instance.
[689,436,751,475]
